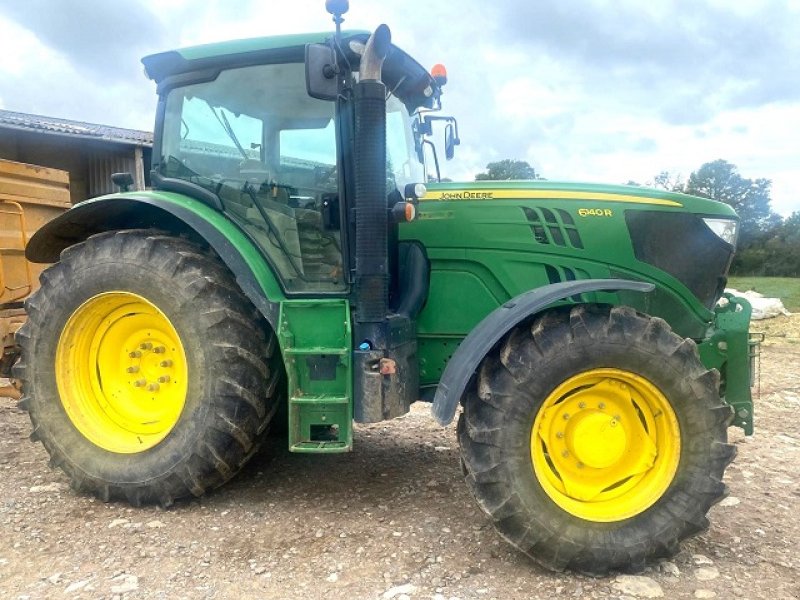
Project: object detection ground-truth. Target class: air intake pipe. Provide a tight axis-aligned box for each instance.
[353,25,391,324]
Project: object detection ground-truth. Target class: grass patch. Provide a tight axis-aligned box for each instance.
[727,276,800,311]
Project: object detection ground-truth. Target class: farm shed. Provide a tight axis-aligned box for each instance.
[0,109,152,205]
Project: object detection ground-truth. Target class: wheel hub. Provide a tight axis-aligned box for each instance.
[55,292,188,454]
[568,411,626,469]
[531,369,680,522]
[126,336,176,393]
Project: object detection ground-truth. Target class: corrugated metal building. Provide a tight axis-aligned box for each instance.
[0,109,152,205]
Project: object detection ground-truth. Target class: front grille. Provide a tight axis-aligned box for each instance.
[625,211,735,309]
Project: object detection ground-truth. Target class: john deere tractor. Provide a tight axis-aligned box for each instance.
[16,1,754,574]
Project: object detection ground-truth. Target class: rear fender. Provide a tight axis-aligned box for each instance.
[431,279,655,425]
[25,195,285,328]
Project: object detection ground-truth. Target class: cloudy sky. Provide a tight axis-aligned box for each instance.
[0,0,798,215]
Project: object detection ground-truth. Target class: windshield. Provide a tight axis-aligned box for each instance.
[386,95,424,193]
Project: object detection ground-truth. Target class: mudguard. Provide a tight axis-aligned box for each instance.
[25,194,285,328]
[431,279,655,426]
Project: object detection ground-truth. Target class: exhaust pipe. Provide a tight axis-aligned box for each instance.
[353,25,391,324]
[351,25,419,423]
[358,24,391,81]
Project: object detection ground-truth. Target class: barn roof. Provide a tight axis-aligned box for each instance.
[0,109,152,147]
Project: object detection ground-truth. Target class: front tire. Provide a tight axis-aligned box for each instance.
[458,305,736,574]
[15,230,281,506]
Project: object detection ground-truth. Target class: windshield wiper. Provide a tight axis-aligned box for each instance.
[207,102,249,161]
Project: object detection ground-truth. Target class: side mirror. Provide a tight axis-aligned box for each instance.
[111,172,135,192]
[305,43,338,100]
[444,123,457,160]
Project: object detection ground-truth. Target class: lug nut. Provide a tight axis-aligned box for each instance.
[562,413,570,420]
[561,450,569,458]
[148,383,160,392]
[158,376,170,383]
[139,342,153,351]
[556,432,564,439]
[133,379,146,387]
[578,402,586,409]
[129,351,141,358]
[153,346,166,354]
[598,402,606,409]
[126,366,139,373]
[159,360,173,368]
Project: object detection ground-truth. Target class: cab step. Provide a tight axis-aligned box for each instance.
[278,300,352,452]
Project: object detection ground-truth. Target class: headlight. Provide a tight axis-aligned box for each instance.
[702,218,739,247]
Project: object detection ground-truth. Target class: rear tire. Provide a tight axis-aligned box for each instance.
[15,230,282,506]
[458,305,735,574]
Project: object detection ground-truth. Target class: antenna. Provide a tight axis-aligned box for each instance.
[325,0,349,37]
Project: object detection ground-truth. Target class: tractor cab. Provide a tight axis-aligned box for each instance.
[143,31,441,295]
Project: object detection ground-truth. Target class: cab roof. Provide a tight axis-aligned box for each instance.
[142,30,367,83]
[141,30,441,113]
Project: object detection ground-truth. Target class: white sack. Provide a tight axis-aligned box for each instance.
[725,288,792,320]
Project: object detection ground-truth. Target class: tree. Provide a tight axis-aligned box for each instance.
[649,171,684,192]
[476,159,538,181]
[761,211,800,277]
[682,159,800,276]
[684,160,778,240]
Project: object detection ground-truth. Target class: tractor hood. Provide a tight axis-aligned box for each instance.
[409,179,740,318]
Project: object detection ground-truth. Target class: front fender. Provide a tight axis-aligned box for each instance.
[26,193,286,328]
[431,279,655,425]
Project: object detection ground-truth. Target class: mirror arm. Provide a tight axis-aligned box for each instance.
[423,139,441,182]
[423,114,460,144]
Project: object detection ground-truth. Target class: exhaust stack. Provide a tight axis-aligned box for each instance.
[353,25,391,324]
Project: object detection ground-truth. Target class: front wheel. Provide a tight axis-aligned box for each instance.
[458,305,736,574]
[16,230,281,506]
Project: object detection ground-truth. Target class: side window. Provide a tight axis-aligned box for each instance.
[160,63,345,293]
[174,97,263,178]
[280,120,337,181]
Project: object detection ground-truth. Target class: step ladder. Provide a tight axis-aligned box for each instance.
[278,299,352,453]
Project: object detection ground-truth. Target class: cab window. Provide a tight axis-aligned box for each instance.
[160,62,344,293]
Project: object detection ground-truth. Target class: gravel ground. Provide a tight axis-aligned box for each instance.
[1,336,798,600]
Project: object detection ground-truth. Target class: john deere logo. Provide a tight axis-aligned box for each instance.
[439,191,494,200]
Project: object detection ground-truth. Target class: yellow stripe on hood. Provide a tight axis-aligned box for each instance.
[423,189,683,207]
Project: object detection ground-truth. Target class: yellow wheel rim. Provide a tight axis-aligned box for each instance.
[530,368,680,522]
[56,292,188,454]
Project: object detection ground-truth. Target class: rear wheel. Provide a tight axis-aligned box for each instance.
[15,230,281,506]
[458,305,735,574]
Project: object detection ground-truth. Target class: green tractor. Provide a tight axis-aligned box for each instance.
[17,2,754,574]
